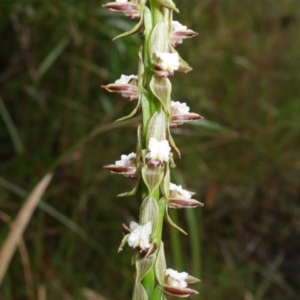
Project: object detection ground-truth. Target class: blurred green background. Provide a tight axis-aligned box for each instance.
[0,0,300,299]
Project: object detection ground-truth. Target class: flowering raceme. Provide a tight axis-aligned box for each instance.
[102,0,203,298]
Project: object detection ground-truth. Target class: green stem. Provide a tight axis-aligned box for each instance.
[140,1,166,298]
[142,268,155,299]
[150,0,163,25]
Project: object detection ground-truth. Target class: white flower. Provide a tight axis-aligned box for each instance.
[115,152,136,166]
[146,137,171,164]
[155,52,180,72]
[127,221,152,251]
[170,183,192,199]
[115,74,137,84]
[116,0,128,3]
[165,268,189,288]
[170,21,198,47]
[171,101,190,114]
[172,21,187,31]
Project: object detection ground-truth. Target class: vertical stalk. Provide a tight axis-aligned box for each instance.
[140,1,166,298]
[102,0,202,299]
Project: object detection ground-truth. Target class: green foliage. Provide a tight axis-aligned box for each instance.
[0,0,300,299]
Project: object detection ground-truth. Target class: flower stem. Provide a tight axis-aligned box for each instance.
[140,1,166,297]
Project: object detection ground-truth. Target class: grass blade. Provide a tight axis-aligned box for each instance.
[0,96,24,154]
[0,173,53,284]
[34,36,69,83]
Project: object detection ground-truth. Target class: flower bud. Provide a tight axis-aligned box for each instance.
[101,74,138,100]
[170,21,198,47]
[103,152,137,178]
[170,101,203,127]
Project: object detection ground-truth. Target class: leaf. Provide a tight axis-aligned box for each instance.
[140,195,159,233]
[135,256,155,284]
[118,234,129,252]
[142,165,164,195]
[155,242,166,286]
[150,22,169,54]
[152,285,164,300]
[165,207,187,235]
[133,283,148,300]
[158,0,179,12]
[149,76,171,115]
[115,98,141,123]
[161,169,170,198]
[147,110,167,142]
[167,125,180,157]
[113,17,143,40]
[117,183,139,197]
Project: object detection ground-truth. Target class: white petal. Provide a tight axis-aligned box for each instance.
[115,152,136,166]
[115,74,137,84]
[129,221,139,231]
[127,221,152,251]
[155,52,179,72]
[116,0,128,3]
[170,183,192,199]
[165,268,189,288]
[146,138,171,163]
[171,101,190,114]
[172,21,187,31]
[170,183,179,191]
